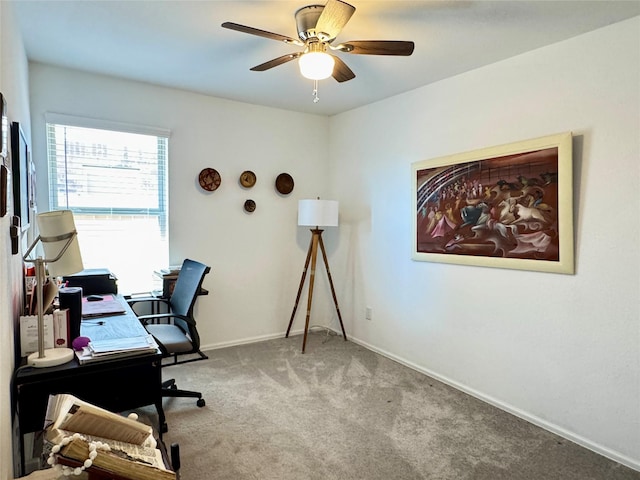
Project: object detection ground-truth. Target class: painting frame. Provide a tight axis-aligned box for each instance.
[11,121,31,231]
[1,93,7,162]
[412,132,574,274]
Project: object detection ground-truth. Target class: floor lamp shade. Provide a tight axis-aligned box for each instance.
[298,199,339,227]
[37,210,83,277]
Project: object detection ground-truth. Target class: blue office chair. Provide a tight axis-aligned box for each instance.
[128,259,210,409]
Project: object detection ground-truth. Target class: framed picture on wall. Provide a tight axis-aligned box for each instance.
[412,132,574,274]
[11,121,31,231]
[1,93,7,162]
[1,94,8,218]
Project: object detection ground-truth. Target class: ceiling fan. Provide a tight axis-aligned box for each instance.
[222,0,415,102]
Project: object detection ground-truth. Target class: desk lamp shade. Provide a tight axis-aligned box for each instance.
[298,199,339,227]
[37,210,83,277]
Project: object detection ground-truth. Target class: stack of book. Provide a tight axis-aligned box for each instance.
[75,334,159,364]
[45,394,176,480]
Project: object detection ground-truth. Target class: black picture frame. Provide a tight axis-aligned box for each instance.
[11,121,30,230]
[0,93,7,161]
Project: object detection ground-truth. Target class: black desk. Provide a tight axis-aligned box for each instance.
[12,295,166,477]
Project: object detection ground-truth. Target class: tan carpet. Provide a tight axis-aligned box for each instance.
[136,332,639,480]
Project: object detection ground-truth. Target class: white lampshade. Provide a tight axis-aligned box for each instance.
[298,199,339,227]
[37,210,84,277]
[299,52,335,80]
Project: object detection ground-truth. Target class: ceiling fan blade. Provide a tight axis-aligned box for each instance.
[335,40,415,56]
[221,22,303,46]
[315,0,356,41]
[331,55,355,83]
[250,53,302,72]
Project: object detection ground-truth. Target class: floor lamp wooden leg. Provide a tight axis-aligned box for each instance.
[287,229,344,353]
[318,234,347,341]
[286,234,314,338]
[301,231,320,353]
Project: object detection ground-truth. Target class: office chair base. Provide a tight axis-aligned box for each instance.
[166,350,209,366]
[162,378,206,407]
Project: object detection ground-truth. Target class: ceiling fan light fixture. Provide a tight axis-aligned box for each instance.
[299,51,334,80]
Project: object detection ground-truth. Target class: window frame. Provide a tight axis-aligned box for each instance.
[44,113,171,293]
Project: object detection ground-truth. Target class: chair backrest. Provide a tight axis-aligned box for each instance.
[169,259,210,346]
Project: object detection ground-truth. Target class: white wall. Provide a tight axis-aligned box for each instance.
[0,2,32,479]
[28,65,336,352]
[329,16,640,469]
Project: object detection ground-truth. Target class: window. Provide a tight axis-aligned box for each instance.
[46,115,169,294]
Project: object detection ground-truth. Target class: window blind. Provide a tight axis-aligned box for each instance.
[46,119,169,294]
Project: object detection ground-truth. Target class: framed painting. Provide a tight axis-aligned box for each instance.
[412,132,573,274]
[11,121,30,231]
[1,93,7,161]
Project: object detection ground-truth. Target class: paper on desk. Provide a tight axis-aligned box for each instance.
[88,334,158,355]
[75,346,157,365]
[82,294,126,317]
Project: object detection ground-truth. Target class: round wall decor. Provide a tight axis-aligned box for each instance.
[199,168,221,191]
[244,199,256,213]
[275,173,294,195]
[240,170,256,188]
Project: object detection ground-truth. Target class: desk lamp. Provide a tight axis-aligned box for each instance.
[23,210,84,367]
[285,199,347,353]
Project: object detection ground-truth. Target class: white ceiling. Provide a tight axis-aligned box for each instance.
[11,1,640,116]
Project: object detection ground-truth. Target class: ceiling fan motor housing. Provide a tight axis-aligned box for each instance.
[295,5,325,41]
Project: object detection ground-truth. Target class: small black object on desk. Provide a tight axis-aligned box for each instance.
[59,286,84,344]
[86,294,103,301]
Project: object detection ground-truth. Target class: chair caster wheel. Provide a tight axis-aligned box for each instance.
[197,398,205,408]
[170,384,177,390]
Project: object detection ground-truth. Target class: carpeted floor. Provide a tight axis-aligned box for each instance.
[137,332,639,480]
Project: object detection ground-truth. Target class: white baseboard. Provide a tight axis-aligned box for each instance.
[200,326,339,352]
[200,331,288,351]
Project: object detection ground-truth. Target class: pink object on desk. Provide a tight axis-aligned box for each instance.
[72,336,91,351]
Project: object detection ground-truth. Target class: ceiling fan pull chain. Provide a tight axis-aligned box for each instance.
[312,79,320,103]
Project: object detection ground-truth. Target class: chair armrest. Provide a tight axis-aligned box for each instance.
[127,296,169,311]
[137,312,195,328]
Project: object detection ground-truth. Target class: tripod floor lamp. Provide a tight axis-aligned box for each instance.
[286,199,347,353]
[23,210,84,367]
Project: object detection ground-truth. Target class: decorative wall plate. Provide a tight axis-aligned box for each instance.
[240,170,256,188]
[275,173,294,195]
[244,199,256,213]
[199,168,221,191]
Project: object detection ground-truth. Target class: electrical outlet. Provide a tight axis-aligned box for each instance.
[365,307,372,321]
